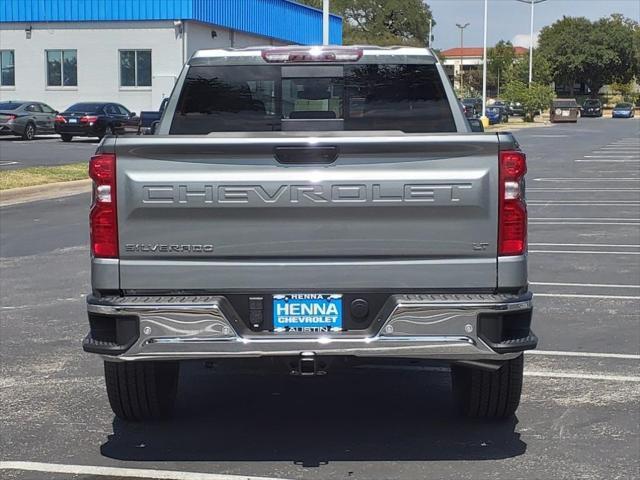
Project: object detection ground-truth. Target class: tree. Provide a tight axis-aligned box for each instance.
[488,40,516,96]
[460,68,497,97]
[505,51,552,86]
[537,16,593,96]
[582,15,638,96]
[503,80,554,122]
[537,15,638,96]
[298,0,435,46]
[610,81,637,102]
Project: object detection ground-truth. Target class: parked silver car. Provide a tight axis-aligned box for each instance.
[0,101,57,140]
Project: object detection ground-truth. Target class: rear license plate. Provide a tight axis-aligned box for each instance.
[561,110,570,117]
[273,294,342,332]
[69,118,78,123]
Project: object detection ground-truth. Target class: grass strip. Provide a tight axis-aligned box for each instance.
[0,163,88,190]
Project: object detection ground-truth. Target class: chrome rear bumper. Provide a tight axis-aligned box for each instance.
[85,293,535,362]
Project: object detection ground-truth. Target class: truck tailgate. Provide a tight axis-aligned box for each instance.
[115,134,500,291]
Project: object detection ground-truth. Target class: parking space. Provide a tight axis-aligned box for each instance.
[0,135,98,170]
[516,118,640,360]
[1,118,639,479]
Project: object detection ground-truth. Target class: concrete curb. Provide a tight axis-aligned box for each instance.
[486,121,553,132]
[0,179,91,207]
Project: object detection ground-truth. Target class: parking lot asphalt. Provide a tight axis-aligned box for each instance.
[1,117,639,480]
[0,135,98,170]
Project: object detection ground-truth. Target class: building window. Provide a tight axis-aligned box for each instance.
[46,50,77,87]
[0,50,15,86]
[120,50,151,87]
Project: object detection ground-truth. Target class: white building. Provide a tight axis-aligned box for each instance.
[0,0,342,113]
[440,46,528,91]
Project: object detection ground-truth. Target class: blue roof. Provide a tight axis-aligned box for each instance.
[0,0,343,45]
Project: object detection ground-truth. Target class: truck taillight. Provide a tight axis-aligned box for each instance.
[499,150,527,256]
[89,153,118,258]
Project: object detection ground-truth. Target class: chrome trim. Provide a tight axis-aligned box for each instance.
[88,294,531,362]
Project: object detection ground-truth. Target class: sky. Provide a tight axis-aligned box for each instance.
[428,0,640,50]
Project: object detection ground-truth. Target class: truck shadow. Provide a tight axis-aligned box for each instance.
[100,361,526,466]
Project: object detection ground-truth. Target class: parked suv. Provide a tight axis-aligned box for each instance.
[550,99,579,123]
[0,101,57,140]
[581,99,603,117]
[83,46,536,422]
[55,102,139,141]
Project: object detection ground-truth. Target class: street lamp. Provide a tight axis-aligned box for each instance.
[455,22,470,92]
[516,0,548,84]
[323,0,330,45]
[481,0,488,126]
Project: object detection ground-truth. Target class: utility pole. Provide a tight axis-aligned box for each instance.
[516,0,548,85]
[323,0,330,45]
[481,0,488,126]
[455,22,470,92]
[428,17,433,48]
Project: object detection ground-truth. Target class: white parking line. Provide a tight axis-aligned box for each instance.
[575,159,640,163]
[528,350,640,360]
[529,250,640,255]
[579,156,640,159]
[528,201,640,205]
[531,281,640,288]
[529,243,639,248]
[523,372,640,382]
[0,161,20,166]
[530,217,640,220]
[597,149,640,152]
[528,134,568,138]
[0,461,288,480]
[527,200,640,207]
[533,177,640,182]
[528,188,640,192]
[530,222,640,225]
[534,293,640,300]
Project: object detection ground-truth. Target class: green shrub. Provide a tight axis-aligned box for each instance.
[503,81,555,122]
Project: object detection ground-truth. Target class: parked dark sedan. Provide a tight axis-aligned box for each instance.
[492,100,512,115]
[612,102,635,119]
[54,102,139,142]
[508,101,524,116]
[581,99,603,117]
[0,100,57,140]
[461,97,482,117]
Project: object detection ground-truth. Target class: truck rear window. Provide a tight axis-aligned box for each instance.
[170,64,455,134]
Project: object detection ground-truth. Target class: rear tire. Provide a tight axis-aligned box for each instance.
[61,134,73,142]
[99,125,114,141]
[451,354,524,419]
[22,122,36,140]
[104,361,180,421]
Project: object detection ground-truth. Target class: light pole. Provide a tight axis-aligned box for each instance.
[455,22,470,92]
[516,0,548,84]
[322,0,330,45]
[481,0,488,126]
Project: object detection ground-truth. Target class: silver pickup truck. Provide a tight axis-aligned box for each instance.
[84,46,536,421]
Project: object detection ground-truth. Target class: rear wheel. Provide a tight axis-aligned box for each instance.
[99,125,114,140]
[451,354,524,419]
[61,134,73,142]
[22,122,36,140]
[104,360,180,421]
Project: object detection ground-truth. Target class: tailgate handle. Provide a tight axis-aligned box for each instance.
[274,146,339,165]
